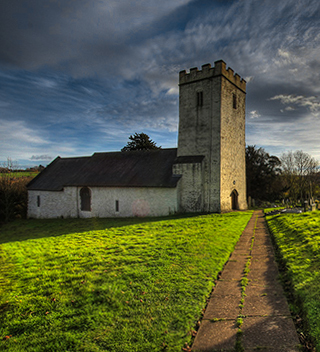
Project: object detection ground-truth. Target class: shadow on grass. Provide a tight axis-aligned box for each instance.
[0,212,207,244]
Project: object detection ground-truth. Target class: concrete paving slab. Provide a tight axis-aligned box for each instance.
[234,242,252,250]
[245,283,285,297]
[203,295,241,319]
[251,247,275,256]
[191,320,238,351]
[247,268,279,281]
[242,316,300,350]
[219,266,245,280]
[253,237,273,245]
[224,257,248,269]
[250,261,278,272]
[213,280,242,296]
[229,252,251,261]
[245,348,300,352]
[242,293,291,316]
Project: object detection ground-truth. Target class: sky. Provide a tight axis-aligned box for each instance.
[1,0,320,168]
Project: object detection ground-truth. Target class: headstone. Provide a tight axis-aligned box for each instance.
[252,199,255,207]
[304,200,308,212]
[312,203,316,211]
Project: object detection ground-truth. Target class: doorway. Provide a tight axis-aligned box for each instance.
[231,190,239,210]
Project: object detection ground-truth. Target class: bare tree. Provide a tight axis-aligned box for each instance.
[280,150,319,203]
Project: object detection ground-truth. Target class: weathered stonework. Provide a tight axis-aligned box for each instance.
[28,187,178,218]
[176,60,247,212]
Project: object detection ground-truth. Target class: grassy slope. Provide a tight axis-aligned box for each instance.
[0,212,252,352]
[266,211,320,351]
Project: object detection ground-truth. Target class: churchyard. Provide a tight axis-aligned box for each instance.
[0,211,252,351]
[266,210,320,351]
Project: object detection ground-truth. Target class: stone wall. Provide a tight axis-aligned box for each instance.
[177,60,247,213]
[28,188,78,219]
[220,75,247,211]
[173,161,203,212]
[28,186,178,219]
[178,64,221,212]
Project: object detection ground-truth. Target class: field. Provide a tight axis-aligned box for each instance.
[266,211,320,351]
[0,211,252,352]
[0,172,39,179]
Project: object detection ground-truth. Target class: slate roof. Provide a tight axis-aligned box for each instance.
[27,148,181,191]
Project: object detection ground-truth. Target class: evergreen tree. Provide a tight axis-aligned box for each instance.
[121,133,161,152]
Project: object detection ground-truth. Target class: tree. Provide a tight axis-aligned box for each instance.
[280,150,319,202]
[121,132,161,152]
[246,145,282,202]
[0,158,31,222]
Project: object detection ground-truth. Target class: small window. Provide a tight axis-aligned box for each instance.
[80,187,91,211]
[197,91,203,107]
[233,93,237,109]
[37,195,40,207]
[115,200,119,212]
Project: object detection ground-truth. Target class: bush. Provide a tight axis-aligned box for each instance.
[0,175,31,223]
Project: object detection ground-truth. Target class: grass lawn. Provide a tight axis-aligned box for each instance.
[0,172,39,179]
[0,211,252,352]
[266,211,320,351]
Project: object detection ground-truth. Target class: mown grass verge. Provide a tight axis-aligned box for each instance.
[0,211,252,352]
[266,211,320,351]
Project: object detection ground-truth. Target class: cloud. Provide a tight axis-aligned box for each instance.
[2,0,320,165]
[270,94,320,115]
[30,155,53,161]
[249,110,260,119]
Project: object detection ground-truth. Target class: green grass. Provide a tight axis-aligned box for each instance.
[0,172,38,179]
[0,211,252,352]
[266,211,320,351]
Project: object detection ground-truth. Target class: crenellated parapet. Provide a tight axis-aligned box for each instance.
[179,60,246,92]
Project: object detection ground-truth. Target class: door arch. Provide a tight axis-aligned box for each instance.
[231,189,239,210]
[80,187,91,211]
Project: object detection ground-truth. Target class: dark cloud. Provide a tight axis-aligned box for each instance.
[2,0,320,167]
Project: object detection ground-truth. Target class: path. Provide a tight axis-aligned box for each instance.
[191,210,301,352]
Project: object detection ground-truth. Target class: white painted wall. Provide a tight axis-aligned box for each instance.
[28,188,78,219]
[28,186,178,219]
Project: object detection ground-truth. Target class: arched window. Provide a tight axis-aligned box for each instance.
[80,187,91,211]
[231,189,238,210]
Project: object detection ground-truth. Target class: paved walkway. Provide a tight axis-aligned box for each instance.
[191,210,301,352]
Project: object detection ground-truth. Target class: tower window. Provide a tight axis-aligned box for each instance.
[197,91,203,107]
[37,195,40,207]
[233,93,237,109]
[115,200,119,212]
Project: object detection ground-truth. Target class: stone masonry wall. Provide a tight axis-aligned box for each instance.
[220,72,247,210]
[28,187,178,218]
[178,63,222,212]
[173,162,203,212]
[178,60,247,213]
[28,189,78,219]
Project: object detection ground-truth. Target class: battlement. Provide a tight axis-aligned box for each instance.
[179,60,246,92]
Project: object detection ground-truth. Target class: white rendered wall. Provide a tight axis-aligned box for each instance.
[28,188,78,219]
[28,187,178,219]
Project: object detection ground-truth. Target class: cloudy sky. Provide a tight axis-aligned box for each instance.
[1,0,320,168]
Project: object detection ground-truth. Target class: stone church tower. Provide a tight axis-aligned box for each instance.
[174,60,247,212]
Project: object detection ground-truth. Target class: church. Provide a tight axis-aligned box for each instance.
[27,60,247,218]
